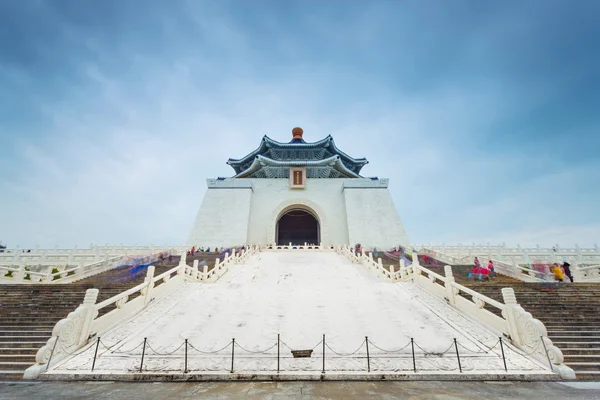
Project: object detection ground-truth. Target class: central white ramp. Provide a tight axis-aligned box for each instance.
[49,251,548,378]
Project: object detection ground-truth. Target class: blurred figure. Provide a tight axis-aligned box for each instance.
[562,261,574,282]
[487,260,496,278]
[551,263,564,282]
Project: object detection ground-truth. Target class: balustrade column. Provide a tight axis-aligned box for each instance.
[443,265,456,305]
[143,266,155,305]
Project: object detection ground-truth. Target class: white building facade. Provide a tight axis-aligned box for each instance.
[188,128,410,249]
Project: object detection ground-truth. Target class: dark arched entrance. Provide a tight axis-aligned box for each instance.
[276,209,320,245]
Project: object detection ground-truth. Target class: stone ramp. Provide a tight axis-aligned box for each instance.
[45,251,551,380]
[460,282,600,380]
[0,253,220,380]
[418,253,600,379]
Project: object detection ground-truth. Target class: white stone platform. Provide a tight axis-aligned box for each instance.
[45,251,552,379]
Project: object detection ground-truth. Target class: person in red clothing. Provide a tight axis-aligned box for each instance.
[487,260,496,278]
[480,266,489,280]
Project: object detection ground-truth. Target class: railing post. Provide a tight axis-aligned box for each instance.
[454,338,462,373]
[365,336,370,372]
[144,266,155,305]
[192,260,199,280]
[540,336,553,370]
[184,339,188,373]
[411,338,416,372]
[139,338,147,372]
[230,338,235,373]
[46,335,60,371]
[277,334,280,374]
[499,337,507,372]
[444,265,456,305]
[202,264,208,281]
[322,334,326,374]
[91,336,101,371]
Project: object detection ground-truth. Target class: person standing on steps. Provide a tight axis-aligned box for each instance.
[562,261,574,282]
[487,259,496,278]
[551,263,564,282]
[474,257,481,269]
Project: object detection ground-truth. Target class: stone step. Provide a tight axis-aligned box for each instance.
[0,336,51,342]
[567,362,600,371]
[0,361,32,371]
[0,331,52,337]
[0,371,24,380]
[549,336,600,340]
[0,355,36,363]
[0,325,56,330]
[554,342,600,348]
[0,341,47,348]
[575,371,600,376]
[0,347,43,355]
[547,331,600,335]
[561,349,600,355]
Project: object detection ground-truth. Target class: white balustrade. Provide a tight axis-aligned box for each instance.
[418,243,600,283]
[0,248,178,285]
[338,244,574,377]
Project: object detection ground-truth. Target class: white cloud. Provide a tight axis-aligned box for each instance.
[0,2,598,249]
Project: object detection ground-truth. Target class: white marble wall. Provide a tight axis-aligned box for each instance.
[246,178,350,246]
[187,177,410,249]
[343,185,410,249]
[187,187,252,248]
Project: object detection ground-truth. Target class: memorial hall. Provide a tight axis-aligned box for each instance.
[188,127,410,249]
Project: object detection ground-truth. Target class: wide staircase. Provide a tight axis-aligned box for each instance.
[0,252,220,380]
[419,257,600,380]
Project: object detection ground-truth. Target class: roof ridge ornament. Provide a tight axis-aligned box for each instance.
[292,127,303,140]
[291,127,305,143]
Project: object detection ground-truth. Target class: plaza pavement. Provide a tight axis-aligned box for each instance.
[1,381,600,400]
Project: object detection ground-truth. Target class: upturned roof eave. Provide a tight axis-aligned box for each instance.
[233,154,362,178]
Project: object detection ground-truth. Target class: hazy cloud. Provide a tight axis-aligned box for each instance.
[0,0,598,248]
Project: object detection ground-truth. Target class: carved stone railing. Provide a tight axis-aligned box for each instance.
[572,264,600,282]
[336,245,412,282]
[0,244,176,266]
[420,243,600,270]
[337,245,573,378]
[23,246,262,378]
[262,243,332,251]
[407,254,574,378]
[186,246,260,282]
[0,249,177,284]
[417,247,464,265]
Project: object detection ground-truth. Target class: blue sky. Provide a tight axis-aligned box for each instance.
[0,0,599,248]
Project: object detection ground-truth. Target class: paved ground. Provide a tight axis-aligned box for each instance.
[1,381,600,400]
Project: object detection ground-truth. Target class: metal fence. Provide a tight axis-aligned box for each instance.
[49,333,549,375]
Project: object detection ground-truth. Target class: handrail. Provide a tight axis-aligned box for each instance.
[450,281,506,310]
[95,280,151,311]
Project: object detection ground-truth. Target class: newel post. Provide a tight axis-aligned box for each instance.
[192,260,199,280]
[501,288,522,345]
[179,249,187,266]
[143,266,155,305]
[444,265,456,305]
[412,252,421,275]
[399,259,407,280]
[79,289,100,344]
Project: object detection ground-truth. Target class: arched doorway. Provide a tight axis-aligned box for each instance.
[276,209,320,245]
